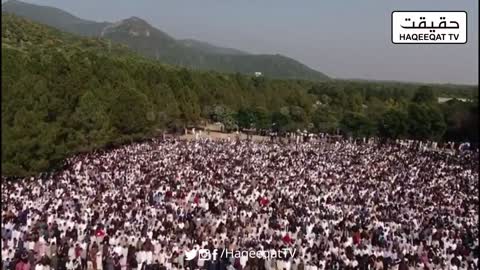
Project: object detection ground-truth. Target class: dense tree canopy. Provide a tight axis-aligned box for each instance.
[2,14,478,176]
[378,109,409,139]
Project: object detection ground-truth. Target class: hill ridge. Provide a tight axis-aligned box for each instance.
[2,0,329,80]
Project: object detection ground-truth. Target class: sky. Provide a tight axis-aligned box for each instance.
[12,0,479,85]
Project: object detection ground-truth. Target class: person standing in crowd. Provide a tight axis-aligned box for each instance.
[1,136,478,270]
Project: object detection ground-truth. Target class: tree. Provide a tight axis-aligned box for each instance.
[110,87,150,134]
[407,103,432,140]
[407,103,446,140]
[289,106,307,125]
[346,91,363,112]
[366,97,387,121]
[153,83,181,127]
[176,86,201,124]
[378,109,409,139]
[73,91,107,131]
[211,105,227,123]
[426,105,447,140]
[271,111,291,133]
[340,112,376,138]
[252,106,270,130]
[412,86,436,104]
[312,108,339,134]
[465,104,479,144]
[209,104,236,131]
[72,90,113,146]
[236,108,255,130]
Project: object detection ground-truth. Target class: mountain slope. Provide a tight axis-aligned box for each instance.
[178,39,248,55]
[2,0,329,81]
[1,0,110,36]
[1,14,323,176]
[2,14,477,177]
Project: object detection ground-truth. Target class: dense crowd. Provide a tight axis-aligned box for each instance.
[1,136,478,270]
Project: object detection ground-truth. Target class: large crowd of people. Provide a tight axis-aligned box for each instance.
[1,135,478,270]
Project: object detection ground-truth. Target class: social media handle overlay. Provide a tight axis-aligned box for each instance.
[391,11,467,44]
[185,249,217,261]
[185,248,297,261]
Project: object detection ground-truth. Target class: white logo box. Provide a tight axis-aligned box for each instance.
[392,11,467,44]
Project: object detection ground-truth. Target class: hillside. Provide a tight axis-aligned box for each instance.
[2,0,330,81]
[1,0,110,36]
[2,14,478,177]
[0,14,316,176]
[178,39,248,55]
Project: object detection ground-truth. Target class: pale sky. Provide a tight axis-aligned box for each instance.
[10,0,480,85]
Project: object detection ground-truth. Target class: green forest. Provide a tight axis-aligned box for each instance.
[2,14,479,176]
